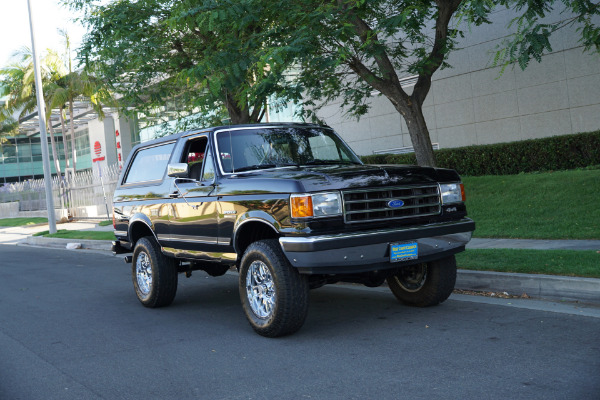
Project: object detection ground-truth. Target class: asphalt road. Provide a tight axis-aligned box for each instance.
[1,245,599,400]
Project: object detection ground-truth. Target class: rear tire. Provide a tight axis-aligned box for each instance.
[132,237,178,308]
[387,255,457,307]
[239,240,309,337]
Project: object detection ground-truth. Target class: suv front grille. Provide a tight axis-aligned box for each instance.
[342,185,441,224]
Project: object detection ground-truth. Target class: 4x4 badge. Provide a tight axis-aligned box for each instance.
[388,199,405,208]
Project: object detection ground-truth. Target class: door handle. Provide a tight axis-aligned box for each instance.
[169,191,179,198]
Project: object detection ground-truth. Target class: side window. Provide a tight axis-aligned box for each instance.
[184,137,209,181]
[124,142,174,184]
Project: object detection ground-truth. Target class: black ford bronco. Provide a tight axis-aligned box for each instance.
[112,123,475,337]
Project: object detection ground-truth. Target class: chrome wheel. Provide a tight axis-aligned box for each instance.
[135,251,152,296]
[245,260,276,319]
[394,263,427,293]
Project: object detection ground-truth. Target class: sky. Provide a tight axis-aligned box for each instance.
[0,0,87,67]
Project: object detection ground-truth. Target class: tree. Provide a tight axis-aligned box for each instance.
[0,119,19,145]
[67,0,600,165]
[0,48,66,175]
[262,0,600,166]
[45,69,108,172]
[66,0,302,130]
[494,0,600,71]
[44,30,109,172]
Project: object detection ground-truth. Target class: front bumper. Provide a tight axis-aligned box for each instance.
[279,218,475,274]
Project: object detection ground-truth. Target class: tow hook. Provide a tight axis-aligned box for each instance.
[124,255,132,264]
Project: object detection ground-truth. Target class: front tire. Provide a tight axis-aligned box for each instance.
[239,240,309,337]
[132,236,178,308]
[387,255,457,307]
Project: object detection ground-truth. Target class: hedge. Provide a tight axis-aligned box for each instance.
[361,131,600,176]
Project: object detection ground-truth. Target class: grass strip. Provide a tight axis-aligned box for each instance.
[33,229,115,241]
[456,249,600,278]
[0,217,48,227]
[98,220,113,226]
[462,169,600,240]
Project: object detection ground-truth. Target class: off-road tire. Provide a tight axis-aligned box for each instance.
[132,236,178,308]
[239,239,309,337]
[387,255,457,307]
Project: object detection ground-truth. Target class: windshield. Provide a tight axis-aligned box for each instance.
[215,126,362,173]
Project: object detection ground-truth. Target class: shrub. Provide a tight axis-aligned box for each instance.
[361,131,600,176]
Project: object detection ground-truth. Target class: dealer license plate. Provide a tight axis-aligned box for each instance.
[390,242,418,263]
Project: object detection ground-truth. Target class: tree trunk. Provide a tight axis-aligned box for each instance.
[59,109,70,169]
[401,100,436,167]
[69,98,77,171]
[47,122,62,175]
[378,89,437,167]
[224,91,251,124]
[361,85,437,167]
[47,121,66,215]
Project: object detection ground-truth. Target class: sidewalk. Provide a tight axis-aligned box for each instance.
[0,220,113,247]
[1,221,599,305]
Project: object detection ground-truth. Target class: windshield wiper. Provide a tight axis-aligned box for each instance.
[233,164,277,172]
[301,159,359,166]
[233,163,299,173]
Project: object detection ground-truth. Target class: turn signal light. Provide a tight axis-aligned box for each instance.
[460,183,466,202]
[291,195,313,218]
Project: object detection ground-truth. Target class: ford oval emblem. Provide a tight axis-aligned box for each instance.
[388,199,405,208]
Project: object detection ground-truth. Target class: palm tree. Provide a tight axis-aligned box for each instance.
[46,69,107,172]
[0,118,19,145]
[0,47,67,176]
[45,31,108,172]
[2,36,113,176]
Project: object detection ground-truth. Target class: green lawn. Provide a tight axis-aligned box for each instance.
[456,248,600,278]
[463,169,600,239]
[33,229,115,241]
[0,217,48,227]
[98,220,113,226]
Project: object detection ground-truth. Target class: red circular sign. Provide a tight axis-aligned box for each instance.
[94,141,102,157]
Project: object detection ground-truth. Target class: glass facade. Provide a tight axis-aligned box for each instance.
[0,127,92,185]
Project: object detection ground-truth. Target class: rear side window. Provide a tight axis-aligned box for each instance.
[124,142,175,184]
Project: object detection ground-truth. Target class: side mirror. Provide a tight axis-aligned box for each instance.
[167,163,189,178]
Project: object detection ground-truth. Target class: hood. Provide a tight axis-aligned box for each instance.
[221,164,461,192]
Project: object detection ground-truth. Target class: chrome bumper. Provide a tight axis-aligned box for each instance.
[279,219,475,274]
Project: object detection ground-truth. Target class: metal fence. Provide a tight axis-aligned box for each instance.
[0,164,121,219]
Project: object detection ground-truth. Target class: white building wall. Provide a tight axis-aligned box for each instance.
[88,117,117,172]
[88,115,137,172]
[113,115,135,169]
[316,7,600,155]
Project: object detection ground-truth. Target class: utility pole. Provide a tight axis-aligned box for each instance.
[27,0,57,233]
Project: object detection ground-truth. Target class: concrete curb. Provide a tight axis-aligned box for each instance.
[17,236,600,306]
[23,236,112,251]
[456,269,600,305]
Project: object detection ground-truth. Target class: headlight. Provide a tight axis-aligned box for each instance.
[290,192,342,218]
[439,183,465,204]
